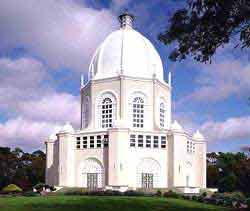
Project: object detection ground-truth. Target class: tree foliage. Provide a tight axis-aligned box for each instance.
[207,152,250,195]
[0,147,45,191]
[159,0,250,62]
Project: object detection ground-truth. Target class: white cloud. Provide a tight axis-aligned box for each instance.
[0,57,80,124]
[0,117,62,151]
[17,93,80,127]
[201,116,250,142]
[183,60,250,103]
[0,91,80,151]
[0,57,52,112]
[0,57,80,150]
[0,0,116,73]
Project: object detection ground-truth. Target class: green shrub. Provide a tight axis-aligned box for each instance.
[182,195,191,200]
[245,198,250,208]
[64,189,86,195]
[163,190,182,198]
[222,197,233,207]
[207,192,246,208]
[124,190,145,196]
[156,190,162,197]
[1,184,22,193]
[229,191,245,201]
[33,183,56,192]
[191,195,198,201]
[201,192,207,197]
[22,191,40,197]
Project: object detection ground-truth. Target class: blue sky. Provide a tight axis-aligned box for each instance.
[0,0,249,152]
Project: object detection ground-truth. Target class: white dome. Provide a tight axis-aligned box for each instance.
[88,28,164,81]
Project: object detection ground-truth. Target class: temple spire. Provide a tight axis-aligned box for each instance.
[118,10,135,29]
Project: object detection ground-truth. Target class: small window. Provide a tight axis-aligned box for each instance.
[187,141,195,153]
[76,137,81,140]
[160,103,165,128]
[153,136,159,148]
[138,135,143,147]
[90,136,94,148]
[83,136,87,148]
[161,136,166,148]
[97,135,102,148]
[76,140,81,149]
[146,135,151,148]
[130,134,136,147]
[104,135,109,147]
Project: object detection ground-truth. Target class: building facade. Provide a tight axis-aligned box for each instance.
[45,12,206,192]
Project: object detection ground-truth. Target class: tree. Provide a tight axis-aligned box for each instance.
[158,0,250,63]
[207,152,250,194]
[0,147,46,191]
[241,145,250,157]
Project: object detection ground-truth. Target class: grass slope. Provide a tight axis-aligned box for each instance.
[0,196,231,211]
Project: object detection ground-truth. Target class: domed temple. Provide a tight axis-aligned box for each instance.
[45,12,206,193]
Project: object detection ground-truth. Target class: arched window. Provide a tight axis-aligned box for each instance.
[82,97,89,128]
[101,97,113,128]
[132,97,144,128]
[160,102,165,128]
[136,158,161,188]
[81,158,104,189]
[97,92,117,129]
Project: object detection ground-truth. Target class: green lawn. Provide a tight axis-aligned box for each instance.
[0,196,232,211]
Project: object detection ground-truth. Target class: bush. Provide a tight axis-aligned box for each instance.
[229,191,245,201]
[1,184,22,193]
[191,195,198,201]
[33,183,56,192]
[155,190,162,197]
[63,189,87,196]
[245,198,250,208]
[124,190,146,196]
[205,192,247,208]
[22,191,40,197]
[163,190,182,199]
[201,192,207,197]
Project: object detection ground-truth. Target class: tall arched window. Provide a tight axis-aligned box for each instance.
[101,97,113,128]
[160,102,165,128]
[132,97,144,128]
[82,97,89,128]
[97,92,117,129]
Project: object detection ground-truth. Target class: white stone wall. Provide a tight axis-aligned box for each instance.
[81,76,171,132]
[46,76,206,190]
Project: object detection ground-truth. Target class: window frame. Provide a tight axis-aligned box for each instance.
[160,102,165,128]
[90,136,95,148]
[146,135,151,148]
[130,134,136,147]
[161,136,166,148]
[137,135,144,148]
[97,92,117,129]
[153,136,159,148]
[132,97,144,128]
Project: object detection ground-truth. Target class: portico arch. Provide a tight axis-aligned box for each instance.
[136,158,161,188]
[79,158,104,189]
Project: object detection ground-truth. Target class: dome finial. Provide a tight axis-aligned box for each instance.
[118,9,134,29]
